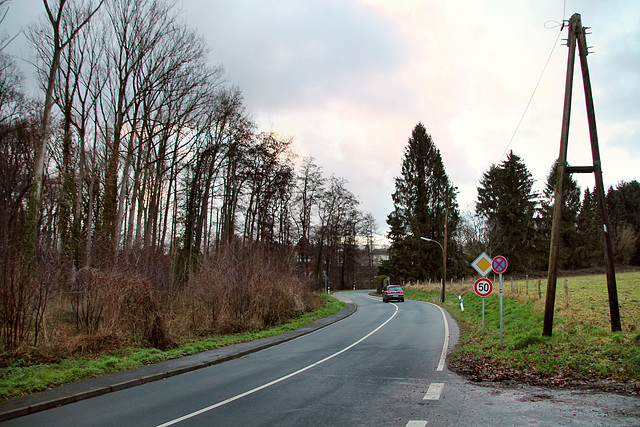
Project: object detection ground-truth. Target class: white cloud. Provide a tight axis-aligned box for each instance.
[189,0,407,112]
[6,0,639,243]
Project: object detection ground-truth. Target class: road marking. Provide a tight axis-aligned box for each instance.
[156,305,399,427]
[423,382,445,400]
[406,421,428,426]
[428,303,450,371]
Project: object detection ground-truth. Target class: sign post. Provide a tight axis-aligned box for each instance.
[472,253,493,336]
[492,255,508,346]
[474,277,493,334]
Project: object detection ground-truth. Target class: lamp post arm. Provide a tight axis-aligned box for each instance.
[420,236,443,254]
[420,236,446,302]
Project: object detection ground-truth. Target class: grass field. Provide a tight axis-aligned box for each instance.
[403,270,640,389]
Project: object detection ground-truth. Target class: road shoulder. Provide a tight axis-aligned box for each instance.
[0,299,356,422]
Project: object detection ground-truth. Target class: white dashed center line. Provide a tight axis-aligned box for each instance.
[423,382,445,400]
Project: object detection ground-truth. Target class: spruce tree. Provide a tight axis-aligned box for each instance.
[576,188,603,267]
[606,180,640,265]
[387,123,458,282]
[476,151,537,271]
[539,160,582,269]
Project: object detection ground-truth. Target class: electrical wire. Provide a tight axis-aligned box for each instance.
[498,0,567,163]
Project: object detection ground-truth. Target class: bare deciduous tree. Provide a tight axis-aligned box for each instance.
[23,0,104,268]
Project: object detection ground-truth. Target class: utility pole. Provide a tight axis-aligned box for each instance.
[543,14,578,338]
[543,13,621,336]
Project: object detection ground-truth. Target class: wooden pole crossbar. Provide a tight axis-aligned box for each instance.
[565,166,595,174]
[543,13,622,337]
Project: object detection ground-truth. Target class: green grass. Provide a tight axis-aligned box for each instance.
[404,271,640,384]
[5,274,638,399]
[0,295,344,400]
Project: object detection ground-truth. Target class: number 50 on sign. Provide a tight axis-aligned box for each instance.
[474,278,493,297]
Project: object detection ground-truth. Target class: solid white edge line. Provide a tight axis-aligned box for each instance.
[423,382,445,400]
[427,303,450,371]
[156,304,399,427]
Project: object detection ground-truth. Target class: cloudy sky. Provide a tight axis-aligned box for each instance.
[5,0,640,244]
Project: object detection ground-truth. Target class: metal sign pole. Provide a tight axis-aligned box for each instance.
[474,276,493,336]
[491,256,507,347]
[499,272,504,347]
[482,297,485,335]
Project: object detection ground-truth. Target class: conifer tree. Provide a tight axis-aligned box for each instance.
[539,160,582,269]
[476,151,537,271]
[576,188,603,267]
[606,180,640,265]
[386,123,458,282]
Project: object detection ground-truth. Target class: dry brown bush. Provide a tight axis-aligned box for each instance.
[404,280,471,297]
[2,243,318,363]
[62,333,124,357]
[180,243,311,335]
[612,225,638,265]
[0,248,56,352]
[70,268,172,349]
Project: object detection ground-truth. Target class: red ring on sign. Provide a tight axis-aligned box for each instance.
[474,278,493,297]
[492,255,507,274]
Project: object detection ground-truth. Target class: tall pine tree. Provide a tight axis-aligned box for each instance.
[606,180,640,265]
[575,188,603,267]
[538,160,582,269]
[387,123,459,282]
[476,151,537,272]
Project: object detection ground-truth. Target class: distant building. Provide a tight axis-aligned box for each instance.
[370,248,389,266]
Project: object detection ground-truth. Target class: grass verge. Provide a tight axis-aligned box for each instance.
[0,295,344,400]
[404,272,640,394]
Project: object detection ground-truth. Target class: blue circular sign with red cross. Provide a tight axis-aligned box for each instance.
[492,255,508,274]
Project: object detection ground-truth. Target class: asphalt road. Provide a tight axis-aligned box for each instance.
[4,291,639,426]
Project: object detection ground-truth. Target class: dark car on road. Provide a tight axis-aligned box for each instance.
[382,285,404,303]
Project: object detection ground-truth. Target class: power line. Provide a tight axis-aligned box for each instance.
[498,0,567,162]
[499,28,564,162]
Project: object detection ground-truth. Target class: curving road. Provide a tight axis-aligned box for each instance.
[5,290,639,426]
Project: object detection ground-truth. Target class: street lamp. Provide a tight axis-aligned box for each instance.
[420,236,446,302]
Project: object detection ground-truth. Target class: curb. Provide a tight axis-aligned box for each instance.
[0,300,357,422]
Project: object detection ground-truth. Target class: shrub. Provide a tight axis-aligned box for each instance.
[181,243,311,335]
[376,275,389,294]
[0,248,56,351]
[70,268,172,349]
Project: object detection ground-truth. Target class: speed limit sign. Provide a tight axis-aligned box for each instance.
[474,278,493,297]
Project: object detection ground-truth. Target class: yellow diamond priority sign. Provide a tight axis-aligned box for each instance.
[472,252,493,277]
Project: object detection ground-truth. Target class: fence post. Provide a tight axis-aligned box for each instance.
[538,279,542,299]
[564,279,569,307]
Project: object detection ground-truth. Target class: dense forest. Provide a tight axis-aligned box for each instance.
[0,0,377,354]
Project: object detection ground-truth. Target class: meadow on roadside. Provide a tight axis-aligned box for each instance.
[403,270,640,393]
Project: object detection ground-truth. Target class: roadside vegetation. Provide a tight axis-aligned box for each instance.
[1,0,377,379]
[3,0,639,405]
[403,270,640,394]
[0,294,344,400]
